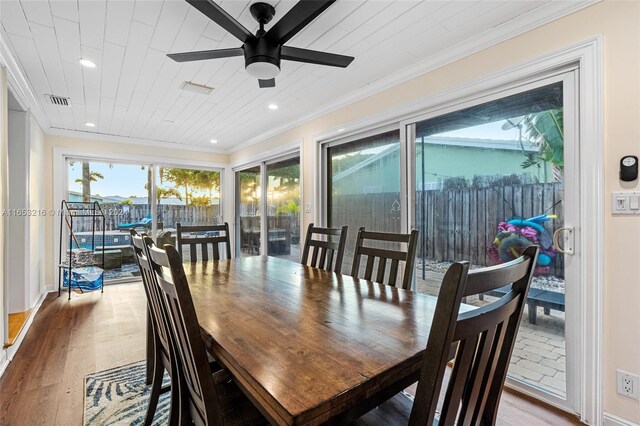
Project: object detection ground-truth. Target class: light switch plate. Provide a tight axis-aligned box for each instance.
[612,192,640,215]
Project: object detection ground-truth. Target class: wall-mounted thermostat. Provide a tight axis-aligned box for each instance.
[620,155,638,181]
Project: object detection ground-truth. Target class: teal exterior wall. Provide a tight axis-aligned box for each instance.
[333,140,556,196]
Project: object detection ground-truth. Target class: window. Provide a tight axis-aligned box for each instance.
[236,166,261,257]
[320,72,580,412]
[65,158,222,282]
[412,82,568,398]
[235,154,301,260]
[326,130,401,274]
[266,157,300,260]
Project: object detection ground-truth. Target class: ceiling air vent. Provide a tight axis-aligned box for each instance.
[181,81,214,95]
[45,94,72,107]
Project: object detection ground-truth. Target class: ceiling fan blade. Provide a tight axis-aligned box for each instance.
[281,46,354,68]
[167,47,244,62]
[258,78,276,88]
[266,0,336,45]
[186,0,253,43]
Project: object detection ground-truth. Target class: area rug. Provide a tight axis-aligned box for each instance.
[84,361,170,426]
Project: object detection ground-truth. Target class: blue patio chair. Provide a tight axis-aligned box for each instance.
[117,214,152,229]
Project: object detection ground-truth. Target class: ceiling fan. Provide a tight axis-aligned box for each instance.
[167,0,355,88]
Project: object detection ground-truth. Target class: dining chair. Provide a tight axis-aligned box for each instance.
[350,227,419,290]
[131,232,181,426]
[131,228,155,386]
[300,223,348,273]
[176,222,232,262]
[352,245,539,426]
[147,240,266,425]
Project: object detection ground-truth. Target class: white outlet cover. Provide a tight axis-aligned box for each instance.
[616,370,639,399]
[612,191,640,215]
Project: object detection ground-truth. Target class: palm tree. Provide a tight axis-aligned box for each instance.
[521,108,564,181]
[161,168,197,205]
[75,163,104,202]
[156,187,182,204]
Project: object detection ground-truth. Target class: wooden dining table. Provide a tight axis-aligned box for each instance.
[184,255,465,425]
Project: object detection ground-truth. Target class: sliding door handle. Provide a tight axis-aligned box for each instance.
[553,227,574,255]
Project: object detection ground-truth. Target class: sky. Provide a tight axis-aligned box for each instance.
[68,161,149,198]
[67,161,219,199]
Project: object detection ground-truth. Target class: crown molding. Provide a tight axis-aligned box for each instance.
[0,27,50,130]
[229,0,599,154]
[46,127,226,155]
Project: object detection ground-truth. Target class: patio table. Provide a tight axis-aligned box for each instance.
[184,256,472,425]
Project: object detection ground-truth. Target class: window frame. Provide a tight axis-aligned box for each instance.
[53,148,226,284]
[232,150,301,257]
[316,44,602,420]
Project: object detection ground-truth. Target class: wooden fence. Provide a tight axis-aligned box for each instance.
[73,204,221,232]
[330,192,402,261]
[331,183,564,277]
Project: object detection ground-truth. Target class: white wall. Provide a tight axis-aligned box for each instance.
[230,1,640,423]
[7,109,29,313]
[28,116,45,305]
[0,66,9,368]
[5,108,46,315]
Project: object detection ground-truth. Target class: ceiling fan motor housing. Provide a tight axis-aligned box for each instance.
[244,37,281,70]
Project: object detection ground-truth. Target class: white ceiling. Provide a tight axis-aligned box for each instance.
[0,0,592,153]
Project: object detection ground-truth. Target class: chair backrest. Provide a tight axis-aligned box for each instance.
[130,231,173,361]
[176,222,232,262]
[146,240,223,425]
[300,223,348,273]
[350,227,419,290]
[410,245,538,426]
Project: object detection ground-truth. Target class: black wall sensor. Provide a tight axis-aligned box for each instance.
[620,155,638,181]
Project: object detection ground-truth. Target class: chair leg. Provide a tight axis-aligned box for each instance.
[527,301,538,325]
[144,354,164,426]
[167,372,181,426]
[176,375,191,426]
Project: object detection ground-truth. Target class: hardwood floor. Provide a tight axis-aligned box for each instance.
[0,283,582,426]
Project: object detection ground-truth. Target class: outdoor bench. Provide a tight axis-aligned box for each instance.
[478,285,565,324]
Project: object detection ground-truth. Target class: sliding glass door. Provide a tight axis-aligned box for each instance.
[235,154,301,259]
[66,159,151,282]
[325,129,401,276]
[65,159,223,282]
[321,71,579,413]
[408,73,578,410]
[266,157,300,260]
[155,166,222,259]
[235,166,262,257]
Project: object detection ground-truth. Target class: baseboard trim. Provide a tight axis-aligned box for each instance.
[0,351,8,377]
[2,289,49,373]
[604,412,640,426]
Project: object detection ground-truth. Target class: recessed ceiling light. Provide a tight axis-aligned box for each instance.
[79,58,97,68]
[210,139,218,144]
[85,122,96,127]
[268,103,278,110]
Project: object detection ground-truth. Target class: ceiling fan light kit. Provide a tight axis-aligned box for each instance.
[246,61,280,79]
[167,0,354,88]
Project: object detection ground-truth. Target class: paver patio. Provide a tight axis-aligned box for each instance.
[415,269,566,398]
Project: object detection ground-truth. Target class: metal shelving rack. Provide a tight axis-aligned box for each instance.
[58,201,106,300]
